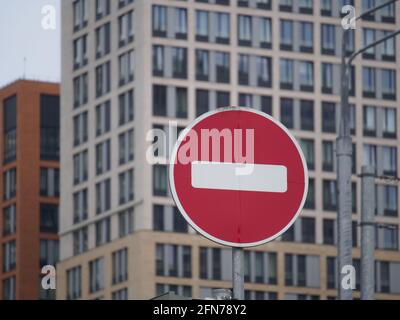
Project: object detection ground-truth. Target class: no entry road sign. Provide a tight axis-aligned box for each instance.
[169,108,308,247]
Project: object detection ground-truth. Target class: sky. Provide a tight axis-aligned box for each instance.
[0,0,61,87]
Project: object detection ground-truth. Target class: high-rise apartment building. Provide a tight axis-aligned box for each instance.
[0,80,60,300]
[58,0,400,300]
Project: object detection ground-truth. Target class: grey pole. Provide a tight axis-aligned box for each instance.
[232,247,244,300]
[360,166,375,300]
[337,26,353,300]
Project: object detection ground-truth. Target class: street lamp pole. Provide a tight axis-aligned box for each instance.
[337,0,399,300]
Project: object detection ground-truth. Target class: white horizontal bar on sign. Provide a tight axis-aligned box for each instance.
[191,161,287,193]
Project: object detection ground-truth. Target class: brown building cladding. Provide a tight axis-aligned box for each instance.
[0,80,60,300]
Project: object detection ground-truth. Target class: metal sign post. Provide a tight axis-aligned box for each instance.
[232,248,244,300]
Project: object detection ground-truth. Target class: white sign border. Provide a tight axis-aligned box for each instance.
[169,107,309,248]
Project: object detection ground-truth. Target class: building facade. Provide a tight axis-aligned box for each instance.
[0,80,60,300]
[58,0,400,300]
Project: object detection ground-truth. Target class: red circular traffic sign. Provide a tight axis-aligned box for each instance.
[169,108,308,247]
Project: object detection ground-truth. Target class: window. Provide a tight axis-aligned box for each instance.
[363,144,377,169]
[173,207,188,233]
[322,141,334,172]
[280,59,293,89]
[73,227,88,255]
[323,180,337,211]
[176,87,188,118]
[73,0,88,31]
[321,0,332,15]
[238,15,252,46]
[73,150,88,185]
[40,168,60,197]
[300,139,315,170]
[305,179,315,209]
[112,288,128,300]
[172,47,187,79]
[322,102,336,132]
[239,94,252,108]
[217,91,230,108]
[96,179,111,214]
[96,0,110,20]
[119,50,134,86]
[74,35,88,69]
[257,56,271,87]
[259,17,271,47]
[280,98,293,128]
[382,69,396,100]
[119,208,134,237]
[119,90,134,125]
[215,52,230,83]
[96,101,111,136]
[175,8,187,39]
[384,186,398,216]
[153,205,164,231]
[285,254,293,286]
[113,249,128,284]
[238,54,249,85]
[216,12,230,43]
[196,10,209,41]
[73,189,88,224]
[321,63,333,93]
[323,220,335,245]
[3,277,16,300]
[301,218,315,243]
[362,28,375,58]
[361,0,376,20]
[89,258,104,293]
[299,22,313,52]
[96,140,111,175]
[363,67,376,98]
[40,204,58,234]
[382,31,396,60]
[153,45,164,76]
[280,0,293,11]
[363,105,377,136]
[119,0,133,9]
[299,61,314,91]
[118,11,134,47]
[153,85,167,116]
[321,24,335,55]
[40,240,59,267]
[95,218,111,246]
[153,5,167,37]
[300,100,314,131]
[3,241,16,272]
[153,165,167,196]
[361,112,374,138]
[196,89,209,116]
[119,129,134,165]
[73,73,88,108]
[381,3,395,22]
[4,169,16,200]
[196,50,209,81]
[96,62,111,98]
[156,244,191,278]
[280,20,293,50]
[3,205,16,236]
[95,23,110,59]
[383,108,396,138]
[119,169,134,205]
[40,95,60,160]
[67,266,81,300]
[3,95,17,163]
[73,112,88,146]
[299,0,313,13]
[383,147,397,176]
